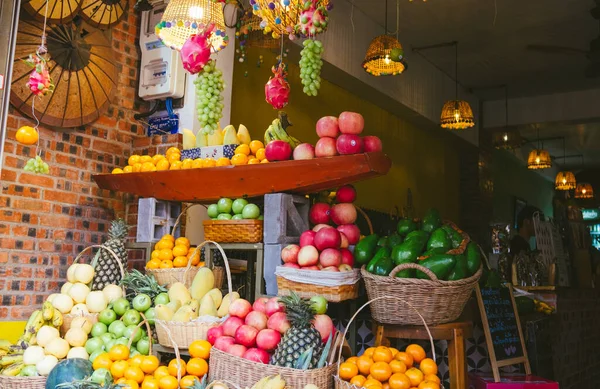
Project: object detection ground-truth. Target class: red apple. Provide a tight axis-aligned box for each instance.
[207,326,224,345]
[245,311,268,330]
[267,311,291,334]
[339,112,364,135]
[315,137,338,158]
[314,228,342,251]
[336,134,364,155]
[337,224,360,245]
[256,329,281,352]
[243,348,270,364]
[265,297,284,317]
[312,314,334,342]
[309,203,331,225]
[340,248,355,267]
[316,116,340,138]
[235,325,259,348]
[281,244,300,264]
[252,297,269,314]
[283,263,300,269]
[363,135,382,152]
[265,140,292,161]
[227,344,247,358]
[338,264,353,272]
[322,266,340,272]
[293,143,315,160]
[297,245,319,267]
[319,248,342,267]
[222,316,245,337]
[331,203,357,226]
[312,224,332,232]
[229,299,252,320]
[299,230,316,247]
[339,232,349,249]
[302,265,320,271]
[214,336,235,351]
[336,185,357,203]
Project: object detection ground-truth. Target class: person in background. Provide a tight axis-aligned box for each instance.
[510,205,542,256]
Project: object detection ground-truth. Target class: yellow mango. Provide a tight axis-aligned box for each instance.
[198,294,217,317]
[155,304,175,321]
[190,268,215,301]
[168,282,191,306]
[217,291,240,318]
[205,288,223,308]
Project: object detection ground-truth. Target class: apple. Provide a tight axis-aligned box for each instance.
[331,203,357,225]
[312,224,332,232]
[243,348,270,364]
[154,292,169,306]
[235,325,259,348]
[281,244,300,264]
[144,307,156,325]
[222,316,245,337]
[124,325,143,343]
[363,135,383,152]
[112,298,130,317]
[336,185,357,203]
[336,134,364,155]
[337,224,360,245]
[217,198,233,214]
[245,311,268,331]
[252,297,269,314]
[319,248,342,267]
[316,116,340,138]
[283,263,300,269]
[100,333,115,345]
[265,140,292,161]
[267,312,291,334]
[256,329,281,352]
[242,204,261,220]
[299,230,316,247]
[227,344,247,358]
[132,294,152,312]
[315,137,338,157]
[85,337,104,355]
[207,326,224,345]
[137,337,150,355]
[314,228,342,251]
[297,245,319,267]
[310,296,328,315]
[229,299,252,319]
[214,336,236,351]
[322,266,340,272]
[122,309,141,326]
[91,322,108,337]
[98,308,117,326]
[309,203,331,225]
[293,143,315,160]
[302,265,320,270]
[232,198,249,215]
[312,314,334,342]
[338,112,364,134]
[338,264,353,272]
[340,248,355,267]
[340,232,349,249]
[265,297,284,317]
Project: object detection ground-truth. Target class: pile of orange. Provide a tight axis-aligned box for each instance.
[112,148,182,174]
[146,234,202,270]
[338,344,441,389]
[230,141,269,165]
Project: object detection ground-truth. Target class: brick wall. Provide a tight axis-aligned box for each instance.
[0,3,148,320]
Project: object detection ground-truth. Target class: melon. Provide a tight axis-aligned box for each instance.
[45,358,93,389]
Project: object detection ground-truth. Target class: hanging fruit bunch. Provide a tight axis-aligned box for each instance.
[180,25,214,75]
[24,53,54,97]
[194,60,225,135]
[265,63,290,109]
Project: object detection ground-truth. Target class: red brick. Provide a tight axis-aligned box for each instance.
[1,169,17,182]
[43,189,79,204]
[19,173,55,188]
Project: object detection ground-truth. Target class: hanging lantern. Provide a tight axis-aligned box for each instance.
[575,183,594,199]
[527,149,552,169]
[156,0,228,52]
[363,35,407,76]
[440,100,475,130]
[493,128,523,150]
[250,0,331,39]
[555,171,576,191]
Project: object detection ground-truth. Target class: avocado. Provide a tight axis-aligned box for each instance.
[422,208,442,233]
[405,230,429,246]
[366,247,391,274]
[427,228,451,251]
[373,256,395,276]
[391,240,422,265]
[377,236,389,248]
[393,257,416,278]
[447,254,467,281]
[397,219,417,236]
[422,247,447,257]
[466,242,482,276]
[442,225,463,248]
[354,234,379,265]
[387,233,403,248]
[416,254,456,280]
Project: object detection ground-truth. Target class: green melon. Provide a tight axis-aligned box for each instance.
[46,358,93,389]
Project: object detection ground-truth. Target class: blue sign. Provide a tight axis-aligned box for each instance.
[583,209,599,221]
[147,114,179,136]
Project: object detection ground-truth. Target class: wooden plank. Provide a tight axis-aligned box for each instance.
[92,152,392,203]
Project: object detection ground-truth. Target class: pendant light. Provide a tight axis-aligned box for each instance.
[440,42,475,130]
[527,127,552,169]
[575,183,594,199]
[493,86,522,149]
[363,0,407,76]
[555,138,576,191]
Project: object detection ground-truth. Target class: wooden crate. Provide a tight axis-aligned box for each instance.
[263,193,309,244]
[136,198,181,242]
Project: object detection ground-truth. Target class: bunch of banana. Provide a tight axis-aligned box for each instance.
[264,119,301,149]
[250,375,287,389]
[534,299,555,315]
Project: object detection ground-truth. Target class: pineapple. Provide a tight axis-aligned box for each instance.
[270,292,323,368]
[91,219,128,291]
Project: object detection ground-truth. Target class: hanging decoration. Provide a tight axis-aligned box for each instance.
[80,0,128,29]
[440,42,475,130]
[24,54,54,97]
[299,39,323,96]
[555,171,576,191]
[265,63,290,109]
[527,149,552,169]
[575,183,594,199]
[250,0,331,40]
[180,25,214,74]
[194,59,225,134]
[235,10,284,74]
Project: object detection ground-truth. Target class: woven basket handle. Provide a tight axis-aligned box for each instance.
[171,204,203,236]
[190,241,233,297]
[75,245,126,294]
[127,313,152,356]
[356,206,374,235]
[155,320,183,383]
[335,296,436,370]
[388,263,442,283]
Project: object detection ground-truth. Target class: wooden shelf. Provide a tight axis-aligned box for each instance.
[93,152,391,202]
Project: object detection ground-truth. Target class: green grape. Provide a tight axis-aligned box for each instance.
[194,59,225,134]
[300,39,323,97]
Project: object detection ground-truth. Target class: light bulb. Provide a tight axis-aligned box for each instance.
[454,110,460,122]
[536,157,540,164]
[189,5,204,19]
[384,55,390,65]
[562,178,567,184]
[583,189,587,194]
[503,134,508,142]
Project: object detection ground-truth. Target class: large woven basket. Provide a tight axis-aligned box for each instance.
[62,245,125,336]
[203,219,263,243]
[155,241,233,349]
[362,262,482,325]
[276,268,361,302]
[0,375,47,389]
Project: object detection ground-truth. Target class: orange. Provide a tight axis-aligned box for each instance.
[156,159,170,171]
[423,375,440,385]
[390,360,407,374]
[158,375,179,389]
[168,359,186,377]
[154,366,170,380]
[249,140,265,155]
[370,361,392,382]
[141,356,160,374]
[109,345,130,361]
[181,159,194,169]
[173,256,188,268]
[364,378,383,388]
[189,340,212,359]
[345,356,358,365]
[405,368,424,387]
[125,366,145,384]
[132,163,143,173]
[356,355,374,376]
[395,352,414,368]
[180,375,198,388]
[112,168,124,174]
[202,158,216,168]
[92,353,113,370]
[216,157,231,167]
[405,345,426,364]
[151,250,160,259]
[172,245,189,257]
[185,357,208,377]
[255,148,266,161]
[247,158,260,165]
[175,237,190,248]
[383,382,391,389]
[418,358,437,376]
[156,240,174,250]
[146,259,161,270]
[350,375,367,387]
[142,377,159,389]
[364,347,376,358]
[158,249,174,261]
[141,162,157,172]
[417,381,440,389]
[167,153,181,163]
[231,154,248,166]
[169,161,182,170]
[260,158,269,164]
[162,234,175,241]
[166,147,180,156]
[373,346,394,363]
[192,159,204,169]
[235,144,251,156]
[123,380,139,389]
[128,155,141,166]
[389,347,400,357]
[129,355,144,367]
[339,362,359,381]
[189,251,200,266]
[388,373,412,389]
[152,155,166,165]
[159,260,174,269]
[111,360,129,379]
[123,166,134,173]
[116,378,127,385]
[140,155,153,164]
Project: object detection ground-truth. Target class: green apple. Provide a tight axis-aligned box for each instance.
[20,365,38,377]
[91,322,108,338]
[207,204,219,218]
[217,198,233,214]
[104,339,117,352]
[136,337,150,355]
[122,309,141,326]
[154,293,169,306]
[310,296,328,314]
[89,349,105,363]
[242,204,260,219]
[144,307,156,325]
[115,337,129,346]
[217,213,232,220]
[85,337,104,355]
[108,320,126,337]
[231,214,243,220]
[132,294,152,312]
[100,333,115,345]
[123,325,143,343]
[98,308,117,326]
[129,348,141,357]
[91,368,112,386]
[232,198,249,215]
[112,298,130,317]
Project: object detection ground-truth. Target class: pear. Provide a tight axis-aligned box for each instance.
[172,305,195,322]
[196,132,208,148]
[155,304,175,321]
[199,294,218,317]
[223,125,240,145]
[237,124,251,145]
[182,129,196,150]
[166,300,181,313]
[168,282,191,306]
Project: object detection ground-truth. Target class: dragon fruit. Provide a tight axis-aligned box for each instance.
[265,64,290,109]
[180,25,214,74]
[298,4,329,37]
[25,55,53,97]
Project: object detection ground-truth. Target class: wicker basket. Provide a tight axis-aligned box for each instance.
[0,375,47,389]
[276,268,360,302]
[155,241,233,349]
[362,262,482,325]
[417,220,470,260]
[61,245,126,336]
[203,219,263,243]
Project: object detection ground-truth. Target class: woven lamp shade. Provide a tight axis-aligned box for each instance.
[251,0,330,38]
[363,35,407,76]
[440,100,475,130]
[240,13,279,49]
[493,128,523,150]
[555,171,577,191]
[575,183,594,199]
[527,149,552,169]
[156,0,228,51]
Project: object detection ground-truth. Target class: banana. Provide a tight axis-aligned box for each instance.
[0,340,11,352]
[22,310,44,342]
[21,310,40,335]
[29,333,37,346]
[1,362,24,376]
[0,354,23,367]
[0,351,7,357]
[263,375,286,389]
[250,375,272,389]
[271,120,290,142]
[51,308,64,328]
[7,342,27,354]
[42,301,54,321]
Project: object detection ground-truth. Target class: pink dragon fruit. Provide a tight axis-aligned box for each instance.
[180,25,214,74]
[265,64,290,109]
[25,55,53,97]
[298,4,329,37]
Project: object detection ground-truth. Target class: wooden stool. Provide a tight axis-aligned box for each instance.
[373,321,473,389]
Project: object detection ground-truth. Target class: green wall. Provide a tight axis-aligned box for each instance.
[230,50,461,221]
